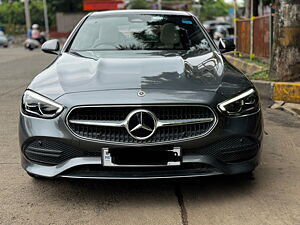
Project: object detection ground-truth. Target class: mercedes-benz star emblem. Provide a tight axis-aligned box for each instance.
[125,110,156,140]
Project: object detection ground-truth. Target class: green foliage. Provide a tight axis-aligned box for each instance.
[2,24,26,35]
[0,0,83,33]
[239,56,269,67]
[0,0,44,34]
[30,0,45,26]
[248,70,279,81]
[0,1,24,25]
[0,0,45,31]
[128,0,150,9]
[196,0,233,21]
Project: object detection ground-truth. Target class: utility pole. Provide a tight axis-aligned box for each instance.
[250,0,254,58]
[157,0,162,10]
[24,0,31,34]
[43,0,50,40]
[233,0,237,46]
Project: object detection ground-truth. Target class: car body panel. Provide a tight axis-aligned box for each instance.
[28,50,252,100]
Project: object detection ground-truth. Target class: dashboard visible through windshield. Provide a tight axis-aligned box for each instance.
[69,14,212,52]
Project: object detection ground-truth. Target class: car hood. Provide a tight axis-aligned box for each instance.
[28,50,253,100]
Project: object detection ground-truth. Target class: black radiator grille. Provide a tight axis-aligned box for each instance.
[67,105,216,144]
[24,140,83,165]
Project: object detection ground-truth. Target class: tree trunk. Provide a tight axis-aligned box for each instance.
[253,0,259,16]
[245,0,251,18]
[270,0,300,81]
[244,0,259,18]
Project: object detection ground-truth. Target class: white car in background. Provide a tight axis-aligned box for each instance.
[0,31,8,48]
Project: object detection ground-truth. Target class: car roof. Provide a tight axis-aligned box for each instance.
[91,10,191,17]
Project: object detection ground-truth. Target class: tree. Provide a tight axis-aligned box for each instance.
[196,0,233,21]
[0,0,83,31]
[244,0,272,17]
[48,0,83,13]
[0,0,44,33]
[127,0,150,9]
[270,0,300,81]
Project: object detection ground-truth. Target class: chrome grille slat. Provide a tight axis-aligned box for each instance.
[68,118,213,128]
[66,105,217,145]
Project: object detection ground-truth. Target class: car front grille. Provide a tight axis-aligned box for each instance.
[66,105,217,145]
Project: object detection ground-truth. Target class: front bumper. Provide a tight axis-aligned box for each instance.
[22,154,260,179]
[19,106,263,179]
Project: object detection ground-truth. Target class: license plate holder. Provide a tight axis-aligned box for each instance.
[102,147,181,167]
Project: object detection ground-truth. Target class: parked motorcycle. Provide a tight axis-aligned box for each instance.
[24,31,47,51]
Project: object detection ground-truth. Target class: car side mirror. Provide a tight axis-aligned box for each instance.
[218,38,235,53]
[42,39,60,55]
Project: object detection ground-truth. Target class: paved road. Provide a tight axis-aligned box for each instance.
[0,48,299,225]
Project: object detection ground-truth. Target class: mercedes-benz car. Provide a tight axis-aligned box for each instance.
[19,10,263,179]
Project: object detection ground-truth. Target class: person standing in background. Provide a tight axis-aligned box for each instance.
[31,24,40,42]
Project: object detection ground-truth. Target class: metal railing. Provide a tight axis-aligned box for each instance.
[236,14,274,59]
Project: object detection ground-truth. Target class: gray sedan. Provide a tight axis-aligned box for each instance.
[19,10,263,179]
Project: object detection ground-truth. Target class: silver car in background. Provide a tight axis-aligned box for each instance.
[0,31,8,48]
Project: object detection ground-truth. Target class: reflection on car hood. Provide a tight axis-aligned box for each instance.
[28,50,253,100]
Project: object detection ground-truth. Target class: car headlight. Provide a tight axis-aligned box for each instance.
[218,88,259,116]
[21,90,64,118]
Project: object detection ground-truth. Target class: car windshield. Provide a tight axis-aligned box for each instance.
[69,14,212,52]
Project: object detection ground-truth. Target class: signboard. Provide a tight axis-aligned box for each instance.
[83,0,125,11]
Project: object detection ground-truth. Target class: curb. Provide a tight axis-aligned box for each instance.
[273,82,300,103]
[224,55,267,74]
[251,80,300,104]
[251,80,274,102]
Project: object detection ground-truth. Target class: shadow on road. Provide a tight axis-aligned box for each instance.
[28,174,257,207]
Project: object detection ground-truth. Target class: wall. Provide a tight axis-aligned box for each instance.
[56,12,87,33]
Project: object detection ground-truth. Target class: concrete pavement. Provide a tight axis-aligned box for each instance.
[0,48,299,225]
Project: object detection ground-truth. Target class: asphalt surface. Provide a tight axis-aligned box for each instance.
[0,47,299,225]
